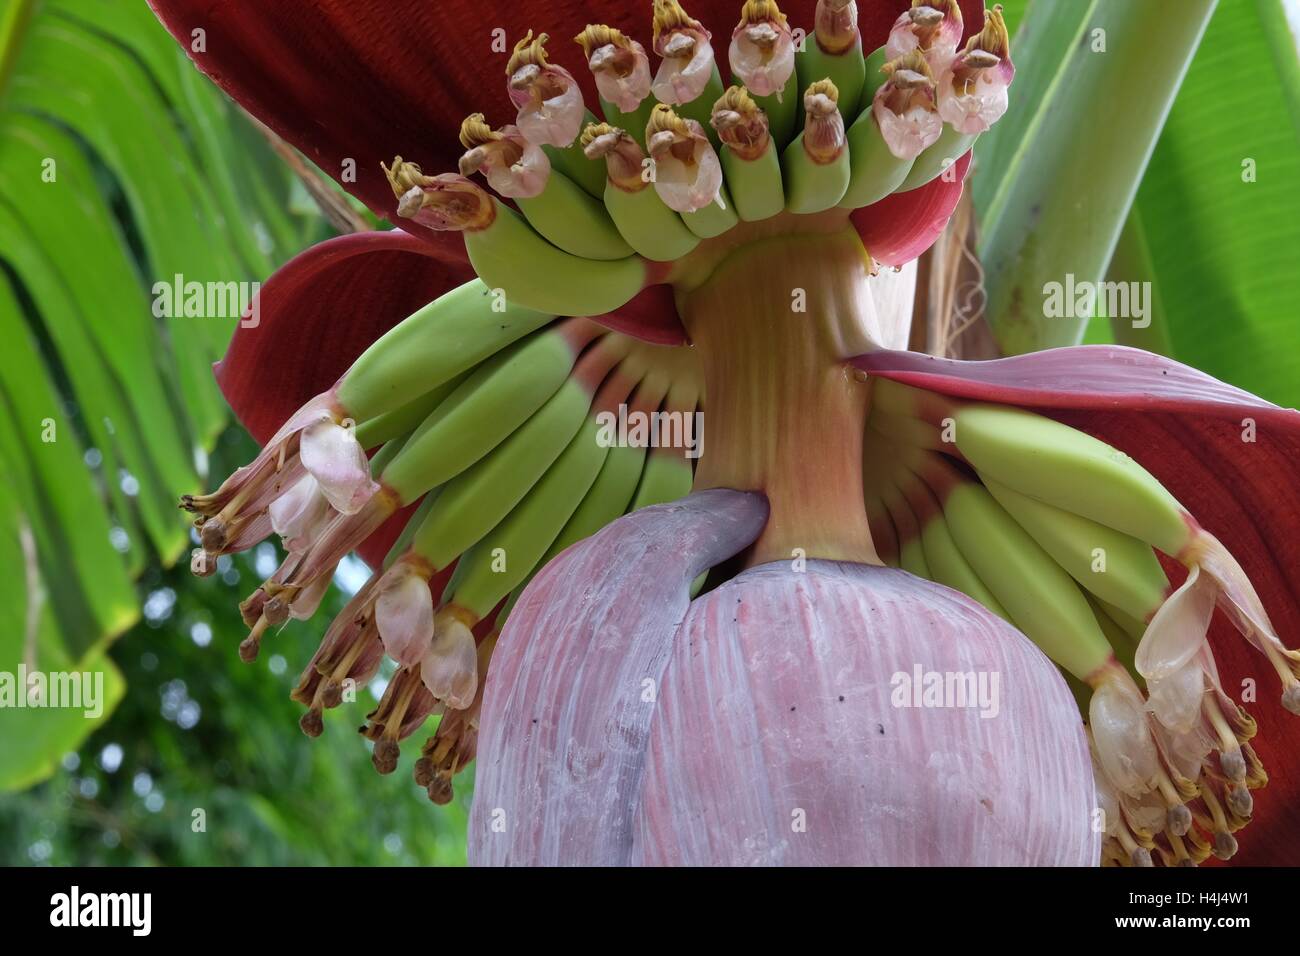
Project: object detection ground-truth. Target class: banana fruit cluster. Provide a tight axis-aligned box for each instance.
[864,377,1298,866]
[382,1,1013,319]
[187,270,701,803]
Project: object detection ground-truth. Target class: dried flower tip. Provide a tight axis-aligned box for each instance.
[581,122,646,190]
[299,708,324,738]
[199,517,227,553]
[711,86,770,158]
[427,775,454,805]
[887,0,964,71]
[1166,803,1192,838]
[413,756,435,788]
[652,0,715,105]
[937,5,1014,133]
[804,78,840,112]
[372,738,400,775]
[580,121,625,157]
[190,548,217,577]
[1212,830,1238,861]
[646,104,725,212]
[730,1,795,98]
[263,595,291,626]
[874,51,942,159]
[457,114,552,198]
[801,78,846,163]
[574,23,632,58]
[507,29,551,76]
[966,4,1011,60]
[575,24,653,112]
[1225,782,1254,818]
[383,164,495,232]
[653,0,705,42]
[909,5,944,27]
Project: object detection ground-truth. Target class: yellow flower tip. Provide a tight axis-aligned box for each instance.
[653,0,704,43]
[458,113,501,150]
[381,156,432,200]
[739,0,788,28]
[574,23,632,57]
[714,84,759,119]
[805,77,840,106]
[647,102,693,139]
[580,121,624,152]
[507,29,551,76]
[966,4,1011,59]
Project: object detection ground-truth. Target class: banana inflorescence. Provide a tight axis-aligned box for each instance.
[863,376,1298,867]
[186,1,1018,808]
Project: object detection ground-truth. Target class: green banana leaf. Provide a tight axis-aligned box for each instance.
[0,0,303,790]
[973,0,1300,409]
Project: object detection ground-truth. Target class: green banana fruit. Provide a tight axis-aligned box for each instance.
[795,24,865,123]
[518,167,635,261]
[354,371,468,450]
[680,181,740,238]
[712,86,786,222]
[782,79,850,214]
[896,466,1009,620]
[582,123,701,262]
[443,414,610,621]
[879,476,929,578]
[839,47,913,209]
[936,459,1114,682]
[722,143,785,222]
[410,373,596,569]
[839,105,916,209]
[951,403,1190,556]
[897,124,976,192]
[604,181,702,260]
[674,64,727,147]
[464,201,648,318]
[379,321,603,503]
[542,109,609,198]
[750,71,800,150]
[336,279,552,423]
[980,473,1170,623]
[629,446,695,512]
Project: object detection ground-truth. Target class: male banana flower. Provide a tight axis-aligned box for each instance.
[152,0,1300,866]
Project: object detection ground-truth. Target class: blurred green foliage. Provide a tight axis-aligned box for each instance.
[0,0,467,865]
[0,429,470,866]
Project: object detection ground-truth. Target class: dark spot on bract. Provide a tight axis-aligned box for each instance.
[877,724,885,735]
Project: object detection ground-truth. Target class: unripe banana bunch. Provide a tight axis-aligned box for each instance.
[184,263,703,797]
[863,377,1297,866]
[371,1,1012,322]
[183,0,1016,809]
